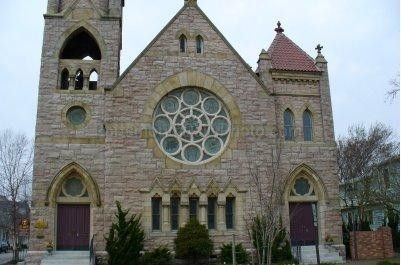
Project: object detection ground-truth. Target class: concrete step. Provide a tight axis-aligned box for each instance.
[292,245,344,265]
[41,251,90,265]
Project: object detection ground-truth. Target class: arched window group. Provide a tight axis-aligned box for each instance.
[59,27,101,91]
[151,193,235,231]
[284,108,313,141]
[179,34,204,54]
[59,68,98,90]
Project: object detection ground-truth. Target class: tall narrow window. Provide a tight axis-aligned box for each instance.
[75,69,84,90]
[207,197,217,229]
[189,197,199,221]
[303,109,313,141]
[226,197,235,229]
[179,34,187,53]
[89,70,98,90]
[171,195,180,230]
[196,35,204,54]
[60,68,69,90]
[284,109,295,141]
[152,197,162,231]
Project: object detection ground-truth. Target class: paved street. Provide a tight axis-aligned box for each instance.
[0,252,12,265]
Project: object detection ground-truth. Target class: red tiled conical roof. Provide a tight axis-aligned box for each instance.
[267,32,320,72]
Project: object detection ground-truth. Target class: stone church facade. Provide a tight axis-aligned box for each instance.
[28,0,344,263]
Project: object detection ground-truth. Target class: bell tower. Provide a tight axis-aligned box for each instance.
[30,0,124,254]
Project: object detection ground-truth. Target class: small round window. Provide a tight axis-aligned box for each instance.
[293,178,312,196]
[67,106,87,126]
[153,87,231,164]
[62,177,86,197]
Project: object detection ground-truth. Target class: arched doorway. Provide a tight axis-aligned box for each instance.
[283,164,328,246]
[46,163,101,250]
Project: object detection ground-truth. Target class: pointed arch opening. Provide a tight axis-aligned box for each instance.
[179,34,187,53]
[89,69,98,90]
[284,109,295,141]
[303,109,313,141]
[45,162,101,207]
[75,69,84,90]
[196,35,204,54]
[60,28,102,60]
[60,68,70,90]
[284,164,329,246]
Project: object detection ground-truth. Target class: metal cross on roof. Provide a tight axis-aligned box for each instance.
[275,21,284,33]
[315,44,323,54]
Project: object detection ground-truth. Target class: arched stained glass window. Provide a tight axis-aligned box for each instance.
[196,35,204,54]
[303,109,313,141]
[284,109,294,141]
[179,34,187,53]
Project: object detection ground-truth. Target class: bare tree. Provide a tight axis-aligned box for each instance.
[245,129,286,265]
[387,74,400,101]
[0,130,33,262]
[337,123,399,228]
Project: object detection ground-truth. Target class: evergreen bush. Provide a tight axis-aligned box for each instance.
[105,201,145,265]
[220,243,249,264]
[140,246,173,265]
[174,218,213,262]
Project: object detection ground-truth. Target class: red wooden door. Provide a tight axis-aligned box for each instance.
[57,204,90,250]
[289,202,317,246]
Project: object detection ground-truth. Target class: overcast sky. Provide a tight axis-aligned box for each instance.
[0,0,399,140]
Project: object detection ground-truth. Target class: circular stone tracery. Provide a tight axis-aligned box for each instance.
[153,87,231,164]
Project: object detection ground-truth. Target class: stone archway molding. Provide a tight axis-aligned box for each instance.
[141,71,242,126]
[54,21,107,59]
[45,162,101,207]
[283,163,329,202]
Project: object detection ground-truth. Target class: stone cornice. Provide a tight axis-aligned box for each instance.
[35,136,105,145]
[271,70,321,83]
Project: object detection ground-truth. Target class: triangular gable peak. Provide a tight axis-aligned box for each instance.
[188,178,201,197]
[63,0,104,19]
[206,178,221,197]
[267,28,320,73]
[110,1,266,90]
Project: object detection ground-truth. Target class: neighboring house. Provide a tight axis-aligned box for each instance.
[0,196,30,246]
[340,156,400,230]
[29,0,344,264]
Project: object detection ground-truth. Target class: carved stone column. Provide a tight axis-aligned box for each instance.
[199,194,207,226]
[217,193,226,231]
[162,194,170,232]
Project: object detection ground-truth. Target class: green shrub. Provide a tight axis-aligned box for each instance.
[174,218,213,261]
[105,201,145,265]
[140,246,173,265]
[220,243,249,264]
[274,260,299,265]
[376,261,399,265]
[271,223,293,263]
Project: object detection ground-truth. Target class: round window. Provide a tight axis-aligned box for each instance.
[294,178,311,196]
[63,177,85,197]
[67,106,87,126]
[153,87,231,164]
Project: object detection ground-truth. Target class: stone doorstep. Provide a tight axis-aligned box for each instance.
[40,251,90,265]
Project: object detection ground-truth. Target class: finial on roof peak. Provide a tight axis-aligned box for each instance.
[184,0,197,6]
[275,21,284,34]
[315,44,323,54]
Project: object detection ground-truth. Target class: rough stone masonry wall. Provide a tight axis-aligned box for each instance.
[30,0,343,259]
[350,227,394,260]
[30,1,121,252]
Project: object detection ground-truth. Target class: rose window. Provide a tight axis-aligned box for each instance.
[153,87,231,164]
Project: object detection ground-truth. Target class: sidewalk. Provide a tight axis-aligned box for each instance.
[346,256,400,265]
